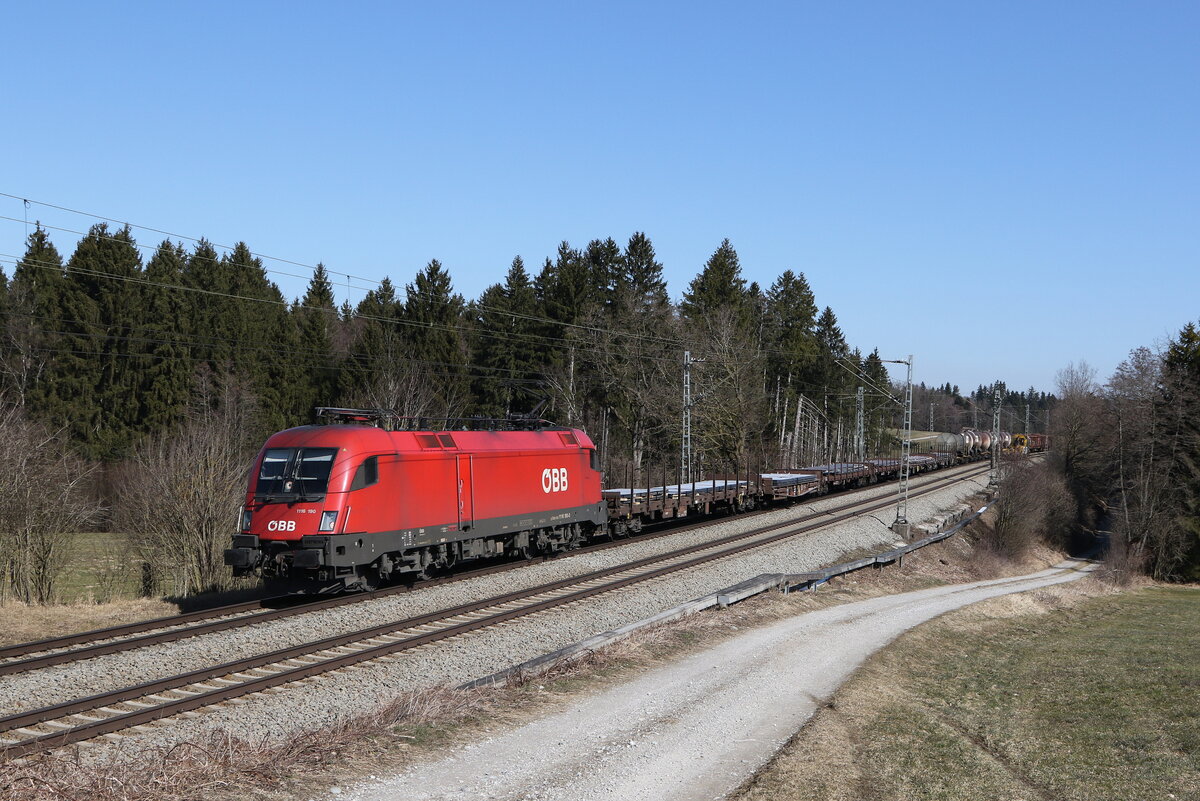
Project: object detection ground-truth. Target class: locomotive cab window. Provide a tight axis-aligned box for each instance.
[350,456,379,491]
[255,447,339,500]
[589,448,600,471]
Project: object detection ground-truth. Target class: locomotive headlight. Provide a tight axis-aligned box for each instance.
[241,508,252,531]
[318,511,338,532]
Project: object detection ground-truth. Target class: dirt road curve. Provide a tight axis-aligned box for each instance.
[334,559,1096,801]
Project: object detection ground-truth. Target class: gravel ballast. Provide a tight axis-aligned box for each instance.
[1,467,988,759]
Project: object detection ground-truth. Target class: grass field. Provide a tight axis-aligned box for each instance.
[56,530,145,603]
[734,584,1200,801]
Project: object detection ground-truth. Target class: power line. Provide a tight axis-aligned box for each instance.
[1,193,1007,406]
[0,251,694,368]
[1,201,690,350]
[0,247,851,379]
[0,307,542,381]
[1,196,926,378]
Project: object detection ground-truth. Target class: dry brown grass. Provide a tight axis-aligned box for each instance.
[0,595,814,801]
[1,685,486,801]
[0,598,178,648]
[729,579,1200,801]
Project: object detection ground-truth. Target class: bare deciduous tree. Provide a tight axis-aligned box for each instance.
[1048,361,1112,530]
[348,340,468,425]
[117,376,258,596]
[690,308,770,472]
[987,456,1075,559]
[579,294,681,475]
[0,405,101,604]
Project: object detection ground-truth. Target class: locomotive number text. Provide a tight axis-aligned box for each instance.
[541,468,569,493]
[266,520,297,532]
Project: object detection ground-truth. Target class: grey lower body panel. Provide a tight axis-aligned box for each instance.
[226,502,609,571]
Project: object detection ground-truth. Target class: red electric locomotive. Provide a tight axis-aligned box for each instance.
[224,409,607,591]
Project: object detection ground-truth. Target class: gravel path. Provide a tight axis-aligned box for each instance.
[4,467,985,759]
[333,558,1096,801]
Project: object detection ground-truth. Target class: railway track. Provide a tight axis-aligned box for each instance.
[0,460,988,676]
[0,463,988,758]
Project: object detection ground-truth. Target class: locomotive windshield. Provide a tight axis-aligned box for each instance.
[255,447,339,501]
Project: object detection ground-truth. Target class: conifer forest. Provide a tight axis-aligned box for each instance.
[0,223,1195,601]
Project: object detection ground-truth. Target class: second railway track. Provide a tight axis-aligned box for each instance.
[0,460,988,676]
[0,464,988,759]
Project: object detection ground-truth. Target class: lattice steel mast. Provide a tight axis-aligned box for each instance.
[682,350,694,486]
[855,386,865,461]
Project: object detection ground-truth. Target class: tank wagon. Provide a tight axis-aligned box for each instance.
[227,409,967,592]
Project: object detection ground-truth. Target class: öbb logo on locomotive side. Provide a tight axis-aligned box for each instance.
[541,467,569,493]
[266,520,297,532]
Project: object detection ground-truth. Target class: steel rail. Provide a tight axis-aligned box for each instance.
[0,460,988,674]
[0,465,988,759]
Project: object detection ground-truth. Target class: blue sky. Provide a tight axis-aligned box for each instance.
[1,1,1196,394]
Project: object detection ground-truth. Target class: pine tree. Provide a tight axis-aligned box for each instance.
[137,241,194,433]
[536,242,593,333]
[294,262,340,410]
[472,256,542,417]
[226,242,300,432]
[862,348,894,453]
[808,305,851,453]
[679,240,767,470]
[6,226,65,409]
[621,232,668,311]
[45,223,144,458]
[814,304,849,392]
[87,225,145,457]
[535,242,606,424]
[680,238,748,321]
[583,232,678,469]
[404,259,468,412]
[0,266,8,335]
[181,239,228,369]
[342,277,403,403]
[1162,321,1200,579]
[763,270,821,452]
[583,237,624,309]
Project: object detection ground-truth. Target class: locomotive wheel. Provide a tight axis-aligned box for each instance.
[353,568,381,593]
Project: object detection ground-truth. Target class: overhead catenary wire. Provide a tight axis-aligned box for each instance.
[0,231,704,371]
[0,200,691,350]
[0,307,546,382]
[0,251,697,370]
[1,194,925,365]
[4,251,856,406]
[0,247,875,392]
[1,193,992,407]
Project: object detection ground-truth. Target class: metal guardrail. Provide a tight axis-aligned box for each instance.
[715,500,991,605]
[464,498,992,689]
